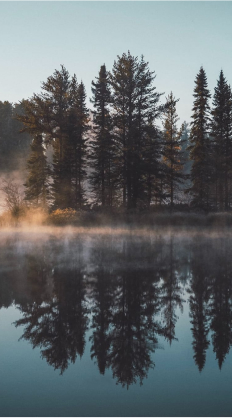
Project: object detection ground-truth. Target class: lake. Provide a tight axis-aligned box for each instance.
[0,227,232,417]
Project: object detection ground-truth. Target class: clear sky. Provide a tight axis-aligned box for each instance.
[0,1,232,124]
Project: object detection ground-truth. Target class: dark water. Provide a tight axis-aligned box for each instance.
[1,228,232,417]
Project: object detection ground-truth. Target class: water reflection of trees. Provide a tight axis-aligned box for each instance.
[15,241,89,374]
[1,233,232,386]
[88,237,165,387]
[160,236,184,344]
[188,237,232,370]
[188,240,211,371]
[108,239,163,388]
[89,238,115,375]
[208,238,232,368]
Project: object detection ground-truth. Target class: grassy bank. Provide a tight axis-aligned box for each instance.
[2,206,232,229]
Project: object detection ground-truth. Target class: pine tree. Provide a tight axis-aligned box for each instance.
[162,93,184,209]
[24,134,50,207]
[211,70,232,210]
[110,52,138,208]
[89,65,113,207]
[18,66,72,209]
[110,52,162,209]
[69,77,89,209]
[135,56,163,207]
[189,67,212,210]
[18,66,89,210]
[42,66,72,209]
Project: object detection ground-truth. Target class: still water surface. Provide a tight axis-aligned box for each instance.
[0,227,232,417]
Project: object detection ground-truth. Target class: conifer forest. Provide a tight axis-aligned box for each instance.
[1,51,232,217]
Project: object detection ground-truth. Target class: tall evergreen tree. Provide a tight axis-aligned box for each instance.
[162,93,184,208]
[136,57,163,207]
[18,66,89,210]
[42,66,72,209]
[69,78,89,209]
[188,67,212,210]
[110,51,138,208]
[211,70,232,210]
[89,65,113,207]
[110,52,162,209]
[18,66,72,209]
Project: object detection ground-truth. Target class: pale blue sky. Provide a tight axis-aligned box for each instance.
[0,2,232,123]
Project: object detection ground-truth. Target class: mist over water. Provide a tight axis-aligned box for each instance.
[1,227,232,416]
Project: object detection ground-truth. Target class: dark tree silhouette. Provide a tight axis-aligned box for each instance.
[15,242,89,374]
[188,67,212,210]
[110,52,163,209]
[162,92,184,209]
[89,65,114,207]
[18,66,89,210]
[89,238,115,374]
[208,238,232,369]
[160,236,184,344]
[108,239,163,388]
[211,71,232,210]
[188,240,211,371]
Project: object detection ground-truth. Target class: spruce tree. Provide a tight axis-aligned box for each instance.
[69,77,89,209]
[74,81,88,209]
[188,67,212,210]
[110,52,138,208]
[89,65,113,207]
[24,134,50,207]
[162,92,184,209]
[211,70,232,210]
[135,56,163,207]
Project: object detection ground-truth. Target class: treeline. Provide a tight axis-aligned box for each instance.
[13,51,232,211]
